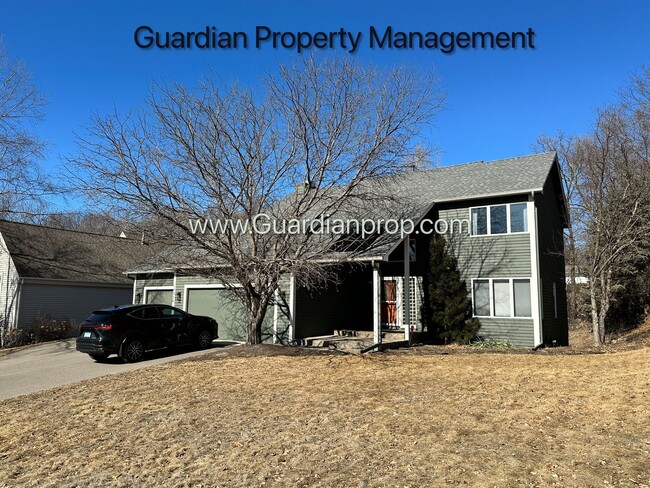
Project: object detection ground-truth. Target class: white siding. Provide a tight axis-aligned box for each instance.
[0,232,20,330]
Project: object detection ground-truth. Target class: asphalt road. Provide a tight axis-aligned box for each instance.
[0,338,235,401]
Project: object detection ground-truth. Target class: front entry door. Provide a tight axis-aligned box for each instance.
[381,279,400,329]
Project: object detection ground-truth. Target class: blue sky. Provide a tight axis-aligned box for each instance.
[2,0,649,207]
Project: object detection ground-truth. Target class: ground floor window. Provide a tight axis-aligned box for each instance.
[472,278,532,318]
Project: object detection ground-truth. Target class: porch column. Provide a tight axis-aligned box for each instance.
[288,274,296,343]
[403,235,411,343]
[373,263,382,344]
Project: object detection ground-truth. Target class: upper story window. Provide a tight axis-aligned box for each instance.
[470,202,528,235]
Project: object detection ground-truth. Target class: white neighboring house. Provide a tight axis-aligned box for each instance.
[0,220,156,344]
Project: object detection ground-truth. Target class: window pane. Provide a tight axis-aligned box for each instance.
[140,307,159,319]
[513,279,531,317]
[159,307,185,318]
[471,207,487,235]
[490,205,507,234]
[510,203,528,232]
[409,240,416,262]
[493,279,511,317]
[473,280,490,316]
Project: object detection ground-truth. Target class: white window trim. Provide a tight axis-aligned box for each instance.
[143,286,174,305]
[471,277,533,319]
[469,203,530,236]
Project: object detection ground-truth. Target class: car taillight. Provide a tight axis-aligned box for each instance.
[97,323,112,330]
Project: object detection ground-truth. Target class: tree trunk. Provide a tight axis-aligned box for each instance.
[246,316,263,345]
[590,280,602,345]
[566,228,578,324]
[245,292,272,345]
[598,269,611,344]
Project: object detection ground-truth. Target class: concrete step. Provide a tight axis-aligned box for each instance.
[333,330,374,338]
[382,332,406,342]
[331,330,407,342]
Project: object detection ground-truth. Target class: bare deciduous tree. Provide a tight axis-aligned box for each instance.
[540,68,650,344]
[0,41,47,218]
[37,211,131,236]
[69,56,444,344]
[536,132,583,324]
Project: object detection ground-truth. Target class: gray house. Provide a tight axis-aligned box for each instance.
[129,152,569,347]
[0,220,156,339]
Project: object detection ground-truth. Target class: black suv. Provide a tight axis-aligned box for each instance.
[76,304,218,362]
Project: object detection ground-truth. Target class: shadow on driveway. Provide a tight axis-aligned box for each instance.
[0,340,242,401]
[94,341,242,364]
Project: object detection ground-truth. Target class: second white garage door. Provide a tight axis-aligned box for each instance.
[186,288,247,342]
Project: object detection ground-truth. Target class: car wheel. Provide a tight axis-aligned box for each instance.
[89,353,109,362]
[121,338,145,363]
[196,329,213,349]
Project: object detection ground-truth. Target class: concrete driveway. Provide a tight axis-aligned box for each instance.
[0,338,237,401]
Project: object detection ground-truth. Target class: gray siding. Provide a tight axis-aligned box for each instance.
[473,318,535,346]
[437,200,535,347]
[133,274,174,304]
[17,281,133,333]
[536,169,569,345]
[438,206,532,279]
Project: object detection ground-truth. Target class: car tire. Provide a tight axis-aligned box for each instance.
[89,353,109,362]
[196,329,213,349]
[121,338,145,363]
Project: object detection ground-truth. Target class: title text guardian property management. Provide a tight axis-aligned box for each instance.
[134,25,536,54]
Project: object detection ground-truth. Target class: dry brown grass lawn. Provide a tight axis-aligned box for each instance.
[1,344,649,487]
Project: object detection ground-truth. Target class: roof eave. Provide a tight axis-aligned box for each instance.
[433,188,544,204]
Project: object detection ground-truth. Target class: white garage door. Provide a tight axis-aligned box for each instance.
[186,288,246,342]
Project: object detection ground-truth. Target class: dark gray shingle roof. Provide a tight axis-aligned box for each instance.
[127,152,561,271]
[396,151,556,204]
[0,220,158,283]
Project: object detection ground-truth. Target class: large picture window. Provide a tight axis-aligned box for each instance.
[470,203,528,235]
[472,278,532,318]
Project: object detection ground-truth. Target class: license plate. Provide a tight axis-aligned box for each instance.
[83,331,92,338]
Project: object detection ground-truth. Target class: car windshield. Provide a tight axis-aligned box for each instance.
[85,312,113,323]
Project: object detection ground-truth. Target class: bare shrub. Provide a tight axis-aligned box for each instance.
[30,316,73,342]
